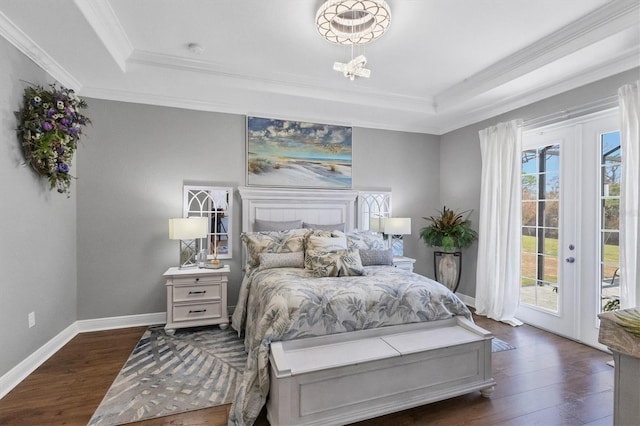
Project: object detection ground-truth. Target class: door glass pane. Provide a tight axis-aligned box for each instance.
[543,201,559,228]
[544,172,560,199]
[600,131,621,312]
[544,145,560,171]
[522,202,537,226]
[543,228,559,256]
[602,199,620,230]
[521,144,560,312]
[522,174,538,200]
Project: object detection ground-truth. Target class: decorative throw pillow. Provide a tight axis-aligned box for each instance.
[346,230,386,251]
[254,219,302,232]
[304,233,348,269]
[306,235,347,252]
[359,249,394,266]
[303,222,346,232]
[241,228,309,268]
[259,251,305,269]
[306,249,365,277]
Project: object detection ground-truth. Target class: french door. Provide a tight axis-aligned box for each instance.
[516,109,621,349]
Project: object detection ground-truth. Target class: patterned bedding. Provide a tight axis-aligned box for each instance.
[228,265,472,425]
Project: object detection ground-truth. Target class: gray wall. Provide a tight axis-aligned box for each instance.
[440,67,640,298]
[0,37,78,377]
[76,102,441,319]
[353,128,441,277]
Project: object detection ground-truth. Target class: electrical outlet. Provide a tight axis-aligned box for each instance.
[28,312,35,328]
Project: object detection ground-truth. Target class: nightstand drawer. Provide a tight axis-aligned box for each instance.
[173,284,221,302]
[172,275,223,287]
[173,301,222,322]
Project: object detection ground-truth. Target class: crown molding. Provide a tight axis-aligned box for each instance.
[83,43,638,137]
[434,0,640,112]
[128,49,435,115]
[436,47,639,135]
[0,10,81,89]
[73,0,133,72]
[80,85,442,135]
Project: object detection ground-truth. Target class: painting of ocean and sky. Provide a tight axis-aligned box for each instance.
[247,116,352,188]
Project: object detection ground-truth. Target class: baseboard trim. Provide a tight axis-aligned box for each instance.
[455,292,476,308]
[76,312,166,333]
[0,312,166,400]
[0,322,78,400]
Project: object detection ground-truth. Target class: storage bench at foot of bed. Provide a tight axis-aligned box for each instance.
[267,316,496,426]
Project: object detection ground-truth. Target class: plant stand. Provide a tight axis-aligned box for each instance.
[433,251,462,292]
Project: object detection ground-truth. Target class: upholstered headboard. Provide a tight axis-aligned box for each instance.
[238,187,358,233]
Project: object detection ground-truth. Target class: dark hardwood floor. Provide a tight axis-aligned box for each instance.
[0,314,614,426]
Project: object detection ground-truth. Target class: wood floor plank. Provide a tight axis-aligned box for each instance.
[0,327,146,426]
[0,315,614,426]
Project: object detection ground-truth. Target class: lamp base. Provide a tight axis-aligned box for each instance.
[391,235,404,257]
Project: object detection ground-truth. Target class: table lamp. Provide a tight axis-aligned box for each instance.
[384,217,412,256]
[168,217,208,268]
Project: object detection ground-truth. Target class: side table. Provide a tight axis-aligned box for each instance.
[163,265,229,334]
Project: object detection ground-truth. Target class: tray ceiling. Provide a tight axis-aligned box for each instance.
[0,0,638,134]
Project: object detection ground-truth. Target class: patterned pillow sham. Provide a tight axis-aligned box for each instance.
[306,235,347,252]
[241,228,309,268]
[346,230,386,251]
[259,252,305,269]
[359,249,394,266]
[254,219,302,232]
[306,248,365,277]
[302,222,346,232]
[304,232,347,269]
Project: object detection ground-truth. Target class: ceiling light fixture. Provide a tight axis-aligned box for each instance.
[316,0,391,80]
[315,0,391,45]
[333,54,370,80]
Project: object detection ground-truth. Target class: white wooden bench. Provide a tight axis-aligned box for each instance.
[267,316,496,426]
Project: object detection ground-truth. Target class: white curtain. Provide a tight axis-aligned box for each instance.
[476,120,523,326]
[619,81,640,309]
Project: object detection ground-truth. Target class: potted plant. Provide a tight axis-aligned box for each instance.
[419,206,478,291]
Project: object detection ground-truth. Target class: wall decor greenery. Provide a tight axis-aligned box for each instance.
[16,83,91,196]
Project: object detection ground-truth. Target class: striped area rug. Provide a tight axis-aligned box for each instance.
[88,325,246,426]
[89,325,514,425]
[492,337,515,352]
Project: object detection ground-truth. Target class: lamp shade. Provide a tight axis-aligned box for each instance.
[168,217,208,240]
[369,216,385,232]
[384,217,411,235]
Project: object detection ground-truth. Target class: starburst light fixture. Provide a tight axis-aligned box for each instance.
[316,0,391,80]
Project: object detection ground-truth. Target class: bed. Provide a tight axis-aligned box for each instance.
[228,187,494,426]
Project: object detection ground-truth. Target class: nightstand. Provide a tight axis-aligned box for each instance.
[163,265,229,334]
[393,256,416,272]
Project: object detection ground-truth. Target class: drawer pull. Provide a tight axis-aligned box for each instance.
[188,290,206,295]
[194,278,200,282]
[189,309,207,314]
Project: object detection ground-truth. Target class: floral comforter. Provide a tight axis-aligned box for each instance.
[228,266,471,426]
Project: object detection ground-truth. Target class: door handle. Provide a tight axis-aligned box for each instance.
[566,257,575,263]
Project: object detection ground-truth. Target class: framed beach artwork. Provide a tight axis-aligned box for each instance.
[246,116,352,188]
